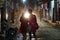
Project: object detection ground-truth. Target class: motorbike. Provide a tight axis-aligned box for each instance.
[5,27,18,40]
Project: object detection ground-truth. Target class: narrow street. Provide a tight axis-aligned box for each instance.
[0,0,60,40]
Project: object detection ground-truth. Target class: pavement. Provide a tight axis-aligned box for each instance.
[0,20,60,40]
[43,18,60,28]
[36,20,60,40]
[16,19,60,40]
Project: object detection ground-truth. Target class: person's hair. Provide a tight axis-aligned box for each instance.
[28,9,32,13]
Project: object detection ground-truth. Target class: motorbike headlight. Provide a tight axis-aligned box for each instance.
[11,33,14,35]
[24,12,30,19]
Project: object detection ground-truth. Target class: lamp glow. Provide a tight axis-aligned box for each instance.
[6,13,8,20]
[23,0,26,3]
[24,12,30,19]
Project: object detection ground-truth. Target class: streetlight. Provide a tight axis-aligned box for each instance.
[22,0,26,3]
[6,9,8,20]
[6,12,8,20]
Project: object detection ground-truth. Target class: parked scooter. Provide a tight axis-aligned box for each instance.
[5,27,18,40]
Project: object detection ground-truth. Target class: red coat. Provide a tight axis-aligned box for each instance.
[20,16,28,33]
[19,14,38,33]
[29,15,38,33]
